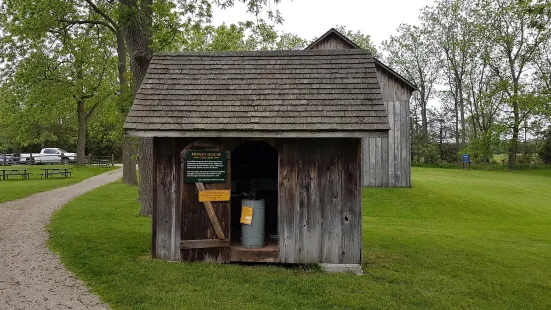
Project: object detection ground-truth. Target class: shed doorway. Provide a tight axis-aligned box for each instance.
[230,141,279,262]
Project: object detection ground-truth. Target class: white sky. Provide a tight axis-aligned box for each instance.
[211,0,436,48]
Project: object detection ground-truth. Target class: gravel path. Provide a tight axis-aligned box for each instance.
[0,169,122,310]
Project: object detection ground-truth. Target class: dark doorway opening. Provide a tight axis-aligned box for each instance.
[230,141,278,261]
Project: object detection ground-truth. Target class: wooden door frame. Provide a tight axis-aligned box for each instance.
[228,139,281,260]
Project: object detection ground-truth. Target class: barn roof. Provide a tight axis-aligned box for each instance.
[306,28,418,92]
[124,49,390,138]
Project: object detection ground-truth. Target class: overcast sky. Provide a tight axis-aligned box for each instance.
[211,0,436,48]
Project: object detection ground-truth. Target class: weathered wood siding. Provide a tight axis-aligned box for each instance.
[307,33,413,188]
[152,137,191,261]
[278,138,362,264]
[362,67,412,187]
[308,34,355,50]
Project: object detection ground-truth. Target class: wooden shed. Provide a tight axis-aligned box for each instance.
[307,29,417,187]
[124,49,389,265]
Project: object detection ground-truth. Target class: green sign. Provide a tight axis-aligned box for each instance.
[185,151,227,183]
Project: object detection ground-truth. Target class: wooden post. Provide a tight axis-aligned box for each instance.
[61,152,64,165]
[2,153,6,166]
[111,154,115,167]
[30,153,33,166]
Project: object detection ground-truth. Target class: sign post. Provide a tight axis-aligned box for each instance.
[462,154,471,170]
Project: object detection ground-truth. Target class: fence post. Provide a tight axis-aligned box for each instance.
[61,152,64,165]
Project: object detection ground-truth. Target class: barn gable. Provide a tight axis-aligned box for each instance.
[306,28,417,93]
[307,28,415,188]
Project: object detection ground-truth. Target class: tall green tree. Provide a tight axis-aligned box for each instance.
[0,3,117,164]
[476,0,551,169]
[422,0,477,151]
[382,24,443,157]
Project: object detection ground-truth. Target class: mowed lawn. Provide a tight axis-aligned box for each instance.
[49,168,551,309]
[0,165,116,203]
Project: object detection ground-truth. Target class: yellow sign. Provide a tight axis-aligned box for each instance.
[198,190,230,202]
[240,206,253,225]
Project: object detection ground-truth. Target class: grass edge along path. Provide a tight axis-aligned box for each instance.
[49,168,551,310]
[0,165,116,203]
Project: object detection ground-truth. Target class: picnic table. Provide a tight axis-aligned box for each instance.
[40,168,72,179]
[1,169,31,180]
[91,159,111,168]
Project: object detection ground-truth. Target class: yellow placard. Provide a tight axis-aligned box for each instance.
[198,190,230,202]
[240,206,253,225]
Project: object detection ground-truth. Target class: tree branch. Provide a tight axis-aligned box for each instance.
[83,0,119,32]
[59,18,116,34]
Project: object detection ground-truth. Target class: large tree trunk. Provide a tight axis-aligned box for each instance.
[121,0,154,216]
[115,28,138,185]
[122,137,138,185]
[458,81,466,150]
[76,99,87,166]
[508,101,520,170]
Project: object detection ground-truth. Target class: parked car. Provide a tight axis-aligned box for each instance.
[19,148,77,165]
[0,153,15,165]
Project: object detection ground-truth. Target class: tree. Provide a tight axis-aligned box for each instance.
[476,0,551,169]
[382,24,443,162]
[335,25,378,56]
[538,127,551,164]
[423,0,477,151]
[0,4,117,163]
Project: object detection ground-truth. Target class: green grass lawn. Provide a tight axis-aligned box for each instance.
[0,165,117,203]
[49,167,551,309]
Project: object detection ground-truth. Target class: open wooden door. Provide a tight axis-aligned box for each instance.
[180,140,231,263]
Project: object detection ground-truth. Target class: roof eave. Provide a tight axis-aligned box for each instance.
[373,57,418,91]
[125,130,389,139]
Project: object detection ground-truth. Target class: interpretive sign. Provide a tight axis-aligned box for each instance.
[462,154,471,163]
[185,151,227,183]
[198,190,231,202]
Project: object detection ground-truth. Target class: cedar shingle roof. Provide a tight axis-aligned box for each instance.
[306,28,417,91]
[124,49,389,138]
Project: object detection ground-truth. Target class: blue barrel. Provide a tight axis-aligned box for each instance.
[241,199,265,248]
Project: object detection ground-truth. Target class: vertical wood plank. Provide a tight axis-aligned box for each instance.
[155,137,176,260]
[151,138,158,258]
[360,138,365,186]
[394,102,402,186]
[406,100,412,187]
[401,101,408,187]
[362,138,370,186]
[278,140,298,263]
[388,101,395,187]
[382,136,390,187]
[300,141,321,263]
[369,138,376,186]
[340,139,362,264]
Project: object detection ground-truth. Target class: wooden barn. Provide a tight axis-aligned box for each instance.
[124,49,389,267]
[307,29,417,187]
